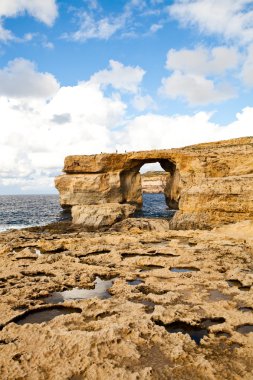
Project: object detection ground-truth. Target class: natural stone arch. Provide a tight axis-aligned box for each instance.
[55,137,253,229]
[119,158,180,210]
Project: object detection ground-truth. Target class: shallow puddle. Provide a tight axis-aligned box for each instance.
[44,276,116,304]
[236,324,253,334]
[239,307,253,313]
[131,299,155,313]
[170,267,199,273]
[35,249,42,256]
[215,331,231,338]
[139,265,164,272]
[208,290,231,302]
[154,320,208,345]
[227,280,242,288]
[154,318,225,345]
[139,300,155,313]
[122,253,177,259]
[13,306,82,325]
[128,278,144,286]
[239,286,251,291]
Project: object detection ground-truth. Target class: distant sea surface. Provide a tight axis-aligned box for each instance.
[134,193,175,219]
[0,195,65,232]
[0,193,174,232]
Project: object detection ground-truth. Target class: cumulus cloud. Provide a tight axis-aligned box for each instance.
[65,12,126,41]
[166,46,239,76]
[159,71,235,105]
[89,60,145,93]
[169,0,253,45]
[65,0,168,42]
[0,57,252,193]
[242,44,253,87]
[132,94,155,111]
[0,61,126,192]
[51,113,71,125]
[116,108,253,152]
[0,20,14,41]
[0,0,58,26]
[161,45,239,106]
[0,58,60,99]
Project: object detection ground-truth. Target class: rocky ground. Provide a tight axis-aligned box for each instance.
[0,219,253,379]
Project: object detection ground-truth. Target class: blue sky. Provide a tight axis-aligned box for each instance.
[0,0,252,194]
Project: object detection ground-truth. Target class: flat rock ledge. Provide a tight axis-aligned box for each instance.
[0,219,253,379]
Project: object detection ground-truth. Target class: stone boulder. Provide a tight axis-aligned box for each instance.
[71,203,136,229]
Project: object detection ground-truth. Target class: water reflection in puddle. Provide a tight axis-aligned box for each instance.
[170,267,199,273]
[35,249,42,256]
[215,331,231,338]
[44,276,116,304]
[154,318,225,345]
[208,290,231,302]
[239,286,251,291]
[130,299,155,313]
[239,307,253,313]
[139,265,164,272]
[128,278,144,286]
[236,324,253,334]
[227,280,242,288]
[13,306,82,325]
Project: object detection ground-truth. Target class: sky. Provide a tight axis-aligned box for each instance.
[0,0,252,194]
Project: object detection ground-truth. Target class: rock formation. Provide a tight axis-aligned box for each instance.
[141,171,169,193]
[1,137,253,379]
[55,137,253,229]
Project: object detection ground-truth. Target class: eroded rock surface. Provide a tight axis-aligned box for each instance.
[72,203,136,229]
[55,137,253,229]
[0,220,253,379]
[141,171,169,193]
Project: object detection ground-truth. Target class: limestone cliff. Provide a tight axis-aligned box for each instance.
[55,137,253,229]
[141,171,169,193]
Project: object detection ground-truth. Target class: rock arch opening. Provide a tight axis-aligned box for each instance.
[119,158,180,219]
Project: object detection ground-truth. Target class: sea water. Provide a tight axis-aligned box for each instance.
[0,193,175,232]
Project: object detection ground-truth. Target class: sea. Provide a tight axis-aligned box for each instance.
[0,193,175,232]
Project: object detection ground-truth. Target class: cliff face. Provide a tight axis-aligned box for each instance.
[55,137,253,229]
[141,171,169,193]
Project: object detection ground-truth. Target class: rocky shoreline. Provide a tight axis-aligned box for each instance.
[0,218,253,379]
[0,137,253,379]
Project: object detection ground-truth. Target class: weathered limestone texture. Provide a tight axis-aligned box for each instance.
[0,220,253,379]
[141,171,170,193]
[55,137,253,229]
[72,203,136,229]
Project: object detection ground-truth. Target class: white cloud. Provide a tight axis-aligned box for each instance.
[242,44,253,87]
[65,12,126,41]
[132,94,155,111]
[116,107,253,152]
[0,57,252,193]
[65,0,167,42]
[169,0,253,45]
[0,0,58,26]
[89,60,145,93]
[0,60,126,192]
[159,71,235,105]
[166,46,239,75]
[150,23,163,33]
[0,20,14,41]
[0,58,60,99]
